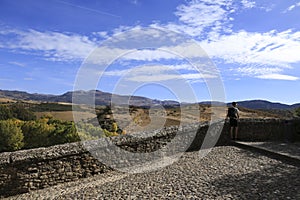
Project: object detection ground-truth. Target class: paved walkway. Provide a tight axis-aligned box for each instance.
[6,145,300,200]
[234,141,300,161]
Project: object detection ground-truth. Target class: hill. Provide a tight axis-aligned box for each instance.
[1,89,299,111]
[234,100,289,110]
[1,89,295,135]
[0,89,179,107]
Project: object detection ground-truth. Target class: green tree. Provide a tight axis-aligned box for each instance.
[112,122,118,132]
[49,121,80,145]
[0,120,24,152]
[295,107,300,117]
[76,122,105,140]
[21,119,55,149]
[10,103,36,121]
[0,105,13,120]
[96,106,123,135]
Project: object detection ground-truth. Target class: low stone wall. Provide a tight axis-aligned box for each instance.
[0,118,299,197]
[231,118,300,142]
[0,143,110,197]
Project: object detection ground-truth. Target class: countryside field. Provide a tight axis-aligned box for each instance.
[32,102,283,134]
[0,96,288,135]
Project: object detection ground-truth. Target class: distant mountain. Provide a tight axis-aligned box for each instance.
[1,89,299,110]
[0,89,179,107]
[232,100,300,110]
[0,90,56,102]
[199,101,226,106]
[291,103,300,110]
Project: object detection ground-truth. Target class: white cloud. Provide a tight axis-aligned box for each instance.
[130,0,139,5]
[164,1,300,81]
[283,2,300,13]
[126,73,215,82]
[105,64,195,76]
[92,31,109,39]
[0,29,98,62]
[104,64,215,83]
[241,0,255,9]
[162,0,257,39]
[8,61,26,67]
[200,30,300,68]
[24,77,34,81]
[1,0,299,84]
[115,43,208,61]
[85,28,212,65]
[256,74,299,81]
[236,66,282,76]
[122,49,178,61]
[0,78,14,82]
[167,0,234,38]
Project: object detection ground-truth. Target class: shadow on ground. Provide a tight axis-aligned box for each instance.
[209,149,300,199]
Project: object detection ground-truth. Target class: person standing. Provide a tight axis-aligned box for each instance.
[227,102,240,140]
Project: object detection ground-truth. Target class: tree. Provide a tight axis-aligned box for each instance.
[0,120,24,152]
[10,103,36,121]
[0,105,13,120]
[49,121,80,145]
[76,122,105,140]
[295,107,300,117]
[21,120,54,149]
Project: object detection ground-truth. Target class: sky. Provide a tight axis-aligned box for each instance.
[0,0,300,104]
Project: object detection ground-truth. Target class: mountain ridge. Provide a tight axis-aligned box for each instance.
[0,89,299,110]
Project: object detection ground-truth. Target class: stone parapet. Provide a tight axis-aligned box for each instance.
[0,118,299,197]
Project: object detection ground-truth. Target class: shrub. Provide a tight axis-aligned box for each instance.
[21,119,55,148]
[0,105,13,120]
[10,103,36,121]
[295,107,300,117]
[0,120,24,152]
[76,122,105,140]
[49,121,80,145]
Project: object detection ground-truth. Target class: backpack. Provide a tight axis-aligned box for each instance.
[227,107,237,118]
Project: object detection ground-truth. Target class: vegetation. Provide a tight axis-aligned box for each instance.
[0,119,24,152]
[295,107,300,117]
[0,103,123,153]
[0,103,36,121]
[96,106,123,135]
[29,102,74,112]
[2,99,291,153]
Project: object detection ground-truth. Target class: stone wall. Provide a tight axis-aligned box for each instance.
[229,118,300,142]
[0,118,299,197]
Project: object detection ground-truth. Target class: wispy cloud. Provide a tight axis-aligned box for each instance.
[24,77,34,81]
[105,64,194,76]
[235,66,299,81]
[157,0,299,81]
[8,61,26,67]
[283,2,300,13]
[55,0,121,18]
[1,0,299,83]
[130,0,139,5]
[241,0,256,9]
[0,78,14,82]
[256,74,299,81]
[159,0,257,39]
[104,64,216,83]
[236,66,283,76]
[0,29,98,62]
[122,49,178,61]
[165,0,234,38]
[200,29,300,68]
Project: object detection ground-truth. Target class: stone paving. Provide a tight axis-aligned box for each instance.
[6,145,300,200]
[235,141,300,160]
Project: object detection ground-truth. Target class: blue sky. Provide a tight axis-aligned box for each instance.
[1,0,300,104]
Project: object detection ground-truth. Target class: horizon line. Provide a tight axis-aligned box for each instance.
[0,88,299,106]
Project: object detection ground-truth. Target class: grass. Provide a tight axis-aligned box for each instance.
[35,111,95,121]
